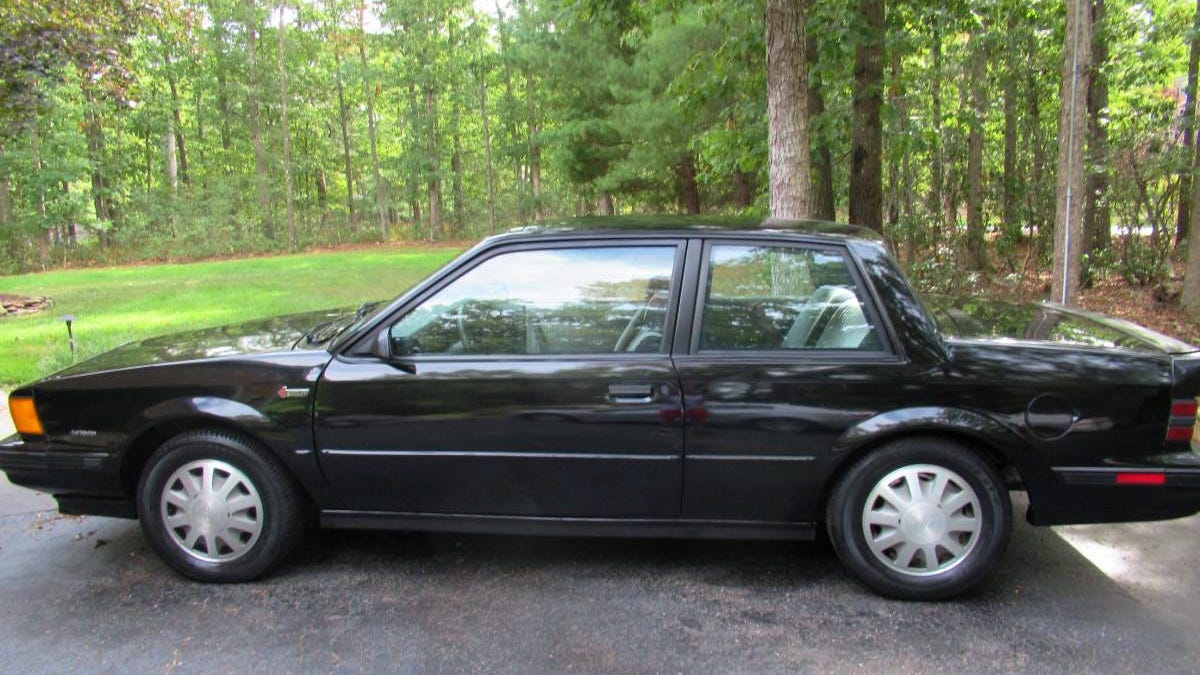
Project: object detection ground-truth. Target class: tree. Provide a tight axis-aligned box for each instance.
[849,0,884,232]
[965,18,990,271]
[358,1,387,239]
[1084,0,1110,255]
[1051,0,1091,306]
[765,0,814,219]
[1187,150,1200,314]
[806,20,835,220]
[1185,0,1200,316]
[277,0,297,250]
[1178,0,1200,247]
[241,0,273,239]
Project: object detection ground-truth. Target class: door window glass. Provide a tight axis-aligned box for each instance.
[700,244,881,351]
[390,246,677,356]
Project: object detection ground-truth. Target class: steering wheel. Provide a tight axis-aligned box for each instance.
[614,303,650,353]
[456,310,473,352]
[626,328,662,353]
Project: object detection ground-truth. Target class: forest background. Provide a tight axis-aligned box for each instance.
[3,0,1200,342]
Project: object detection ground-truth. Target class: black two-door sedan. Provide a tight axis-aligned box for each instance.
[4,217,1200,600]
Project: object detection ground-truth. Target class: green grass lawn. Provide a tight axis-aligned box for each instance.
[0,246,461,388]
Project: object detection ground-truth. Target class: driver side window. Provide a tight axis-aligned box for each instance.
[389,246,678,356]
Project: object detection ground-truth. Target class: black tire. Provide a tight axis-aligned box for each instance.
[825,437,1012,601]
[136,429,306,582]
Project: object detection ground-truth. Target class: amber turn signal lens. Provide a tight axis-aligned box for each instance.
[9,396,44,436]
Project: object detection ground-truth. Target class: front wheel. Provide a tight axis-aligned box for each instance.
[826,437,1012,601]
[136,430,305,582]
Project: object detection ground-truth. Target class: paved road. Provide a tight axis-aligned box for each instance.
[2,405,1198,674]
[1,490,1197,673]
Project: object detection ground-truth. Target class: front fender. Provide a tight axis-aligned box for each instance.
[125,396,298,456]
[118,396,340,508]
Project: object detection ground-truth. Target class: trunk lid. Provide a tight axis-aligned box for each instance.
[927,297,1199,355]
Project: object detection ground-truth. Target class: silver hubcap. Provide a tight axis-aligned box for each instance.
[861,464,982,577]
[159,459,264,563]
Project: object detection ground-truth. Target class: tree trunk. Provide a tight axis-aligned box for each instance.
[165,122,178,194]
[765,0,814,219]
[496,2,526,215]
[214,20,232,153]
[599,193,615,215]
[244,1,273,240]
[806,25,835,220]
[334,50,354,216]
[278,1,297,251]
[194,87,204,147]
[30,116,48,265]
[1002,9,1019,232]
[1051,0,1092,306]
[425,86,443,239]
[316,169,328,212]
[81,83,114,247]
[676,155,701,214]
[1084,0,1110,254]
[525,72,543,220]
[165,52,189,186]
[1027,70,1049,235]
[0,143,11,228]
[450,96,465,229]
[1179,0,1200,247]
[358,3,387,240]
[849,0,884,232]
[479,73,497,232]
[929,11,945,239]
[966,28,989,271]
[407,83,423,227]
[143,131,153,190]
[1184,139,1200,314]
[732,169,754,209]
[886,44,906,246]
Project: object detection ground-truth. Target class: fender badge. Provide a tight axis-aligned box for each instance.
[277,386,310,399]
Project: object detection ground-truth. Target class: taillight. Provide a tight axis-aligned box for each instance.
[8,395,44,436]
[1116,472,1166,486]
[1171,400,1198,418]
[1166,398,1198,445]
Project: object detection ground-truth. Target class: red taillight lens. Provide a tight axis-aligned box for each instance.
[1166,426,1194,442]
[1116,472,1166,485]
[1171,400,1198,418]
[1166,398,1198,443]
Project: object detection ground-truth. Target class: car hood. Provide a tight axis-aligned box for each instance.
[926,296,1200,355]
[50,307,352,378]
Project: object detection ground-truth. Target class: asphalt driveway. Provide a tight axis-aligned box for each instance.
[1,403,1198,674]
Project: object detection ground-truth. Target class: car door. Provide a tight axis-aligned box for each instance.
[673,238,921,522]
[314,240,686,518]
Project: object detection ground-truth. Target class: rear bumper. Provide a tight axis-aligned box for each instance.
[0,434,135,519]
[1027,467,1200,525]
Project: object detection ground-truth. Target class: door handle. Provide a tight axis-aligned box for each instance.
[608,384,655,403]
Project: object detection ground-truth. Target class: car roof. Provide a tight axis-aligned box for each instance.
[487,215,884,244]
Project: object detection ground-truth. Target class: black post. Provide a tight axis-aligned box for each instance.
[61,314,75,360]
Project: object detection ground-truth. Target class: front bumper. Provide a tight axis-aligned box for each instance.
[0,434,135,519]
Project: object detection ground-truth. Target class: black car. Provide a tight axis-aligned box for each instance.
[4,217,1200,600]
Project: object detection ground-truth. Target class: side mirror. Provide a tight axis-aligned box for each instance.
[371,329,417,374]
[371,329,391,360]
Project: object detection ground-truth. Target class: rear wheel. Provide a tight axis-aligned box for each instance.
[826,437,1011,600]
[136,430,305,582]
